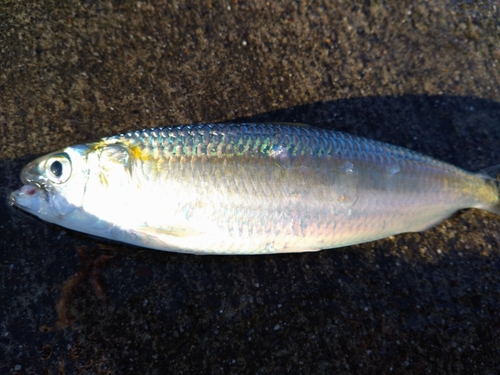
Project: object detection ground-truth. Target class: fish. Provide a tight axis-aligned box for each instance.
[9,123,500,255]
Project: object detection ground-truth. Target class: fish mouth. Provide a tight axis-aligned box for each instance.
[9,184,47,211]
[8,190,18,207]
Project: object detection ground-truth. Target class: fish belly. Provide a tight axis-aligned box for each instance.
[121,153,474,254]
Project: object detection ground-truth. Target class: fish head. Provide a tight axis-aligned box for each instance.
[10,145,92,225]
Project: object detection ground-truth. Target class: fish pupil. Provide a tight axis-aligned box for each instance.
[50,160,63,178]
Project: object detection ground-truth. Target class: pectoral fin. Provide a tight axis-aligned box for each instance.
[138,225,196,239]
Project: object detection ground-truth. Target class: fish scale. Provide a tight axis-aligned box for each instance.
[10,123,500,254]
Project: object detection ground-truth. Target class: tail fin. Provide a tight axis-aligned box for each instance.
[479,164,500,215]
[480,164,500,179]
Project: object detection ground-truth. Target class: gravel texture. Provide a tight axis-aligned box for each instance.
[1,1,500,374]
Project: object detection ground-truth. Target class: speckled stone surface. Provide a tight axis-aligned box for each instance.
[1,1,500,374]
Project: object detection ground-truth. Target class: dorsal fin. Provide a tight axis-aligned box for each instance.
[269,122,314,128]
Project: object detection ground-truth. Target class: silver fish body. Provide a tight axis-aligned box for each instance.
[10,123,500,254]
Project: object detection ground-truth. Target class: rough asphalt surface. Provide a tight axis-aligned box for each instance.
[1,1,500,374]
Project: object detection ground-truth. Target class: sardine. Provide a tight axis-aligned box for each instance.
[9,123,500,254]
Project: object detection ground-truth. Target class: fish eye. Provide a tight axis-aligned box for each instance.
[50,160,63,177]
[45,154,72,184]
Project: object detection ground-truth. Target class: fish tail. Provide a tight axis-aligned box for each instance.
[492,184,500,215]
[479,164,500,215]
[489,199,500,216]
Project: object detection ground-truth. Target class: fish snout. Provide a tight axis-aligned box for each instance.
[20,159,45,187]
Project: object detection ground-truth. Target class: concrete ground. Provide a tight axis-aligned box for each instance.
[1,1,500,373]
